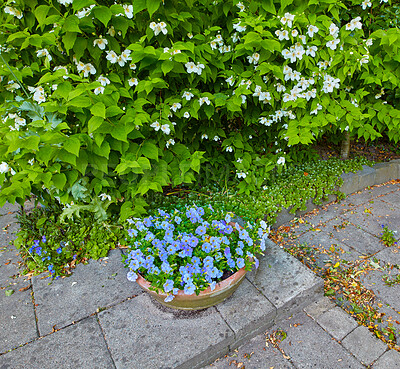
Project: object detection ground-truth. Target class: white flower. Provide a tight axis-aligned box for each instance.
[106,51,118,64]
[329,23,339,38]
[123,4,134,18]
[306,46,317,57]
[291,29,299,37]
[236,158,243,163]
[275,29,289,41]
[361,0,372,10]
[171,102,182,112]
[149,21,168,36]
[97,76,110,87]
[54,65,69,79]
[280,12,295,28]
[241,95,247,104]
[28,158,35,166]
[94,86,105,95]
[310,103,323,115]
[307,25,319,38]
[82,63,96,77]
[130,63,137,70]
[36,49,52,62]
[128,78,138,86]
[166,138,175,148]
[151,121,161,131]
[226,76,235,86]
[183,112,190,118]
[247,52,260,65]
[4,6,23,19]
[233,22,246,32]
[93,38,108,50]
[236,171,247,179]
[237,2,245,11]
[0,162,9,174]
[226,146,233,152]
[108,26,116,37]
[276,83,286,92]
[161,124,170,135]
[187,33,193,39]
[326,38,340,50]
[365,38,373,47]
[182,91,194,100]
[201,134,208,139]
[346,17,363,31]
[277,157,285,165]
[213,135,220,141]
[232,32,240,43]
[99,193,111,201]
[199,97,211,106]
[76,5,94,19]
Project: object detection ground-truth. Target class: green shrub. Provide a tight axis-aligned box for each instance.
[0,0,397,221]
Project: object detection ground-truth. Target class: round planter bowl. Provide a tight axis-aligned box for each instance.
[136,267,248,310]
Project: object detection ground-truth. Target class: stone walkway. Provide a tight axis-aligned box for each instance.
[1,175,400,368]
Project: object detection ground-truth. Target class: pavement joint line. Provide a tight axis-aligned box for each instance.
[95,314,118,369]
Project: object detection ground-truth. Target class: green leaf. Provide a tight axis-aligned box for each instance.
[68,96,91,107]
[52,173,67,190]
[93,6,113,27]
[91,102,106,118]
[141,141,159,161]
[63,15,81,33]
[161,60,174,75]
[63,32,77,52]
[22,136,40,151]
[63,137,81,156]
[106,106,124,117]
[88,116,104,134]
[35,5,50,26]
[147,0,161,17]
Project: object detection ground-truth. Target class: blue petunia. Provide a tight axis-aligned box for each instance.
[236,257,245,269]
[196,225,207,236]
[56,247,62,254]
[184,283,196,295]
[127,228,138,237]
[127,271,138,282]
[202,242,212,253]
[163,279,174,293]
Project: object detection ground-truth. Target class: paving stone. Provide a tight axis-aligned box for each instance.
[32,249,143,336]
[342,325,387,366]
[0,202,20,215]
[321,221,383,256]
[374,303,400,344]
[373,162,400,185]
[0,243,25,288]
[216,279,276,345]
[0,316,114,369]
[206,333,294,369]
[360,269,400,312]
[98,293,234,369]
[0,282,38,354]
[375,245,400,266]
[274,208,296,228]
[277,312,365,369]
[304,297,336,320]
[316,306,358,341]
[247,239,324,321]
[372,349,400,369]
[380,191,400,210]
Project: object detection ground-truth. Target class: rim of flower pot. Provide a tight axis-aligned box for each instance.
[136,265,248,310]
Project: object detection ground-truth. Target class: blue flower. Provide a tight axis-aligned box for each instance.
[127,271,138,282]
[202,242,212,253]
[35,247,42,256]
[174,216,182,224]
[210,281,217,291]
[196,225,207,236]
[164,294,174,302]
[236,257,245,269]
[184,283,196,295]
[182,273,193,285]
[42,235,47,243]
[239,229,249,240]
[48,264,54,272]
[227,258,235,268]
[56,247,62,254]
[163,279,174,293]
[235,247,243,256]
[127,228,138,237]
[129,259,140,270]
[33,240,40,247]
[161,262,173,274]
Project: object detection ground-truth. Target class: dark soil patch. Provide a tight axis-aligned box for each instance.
[312,136,400,163]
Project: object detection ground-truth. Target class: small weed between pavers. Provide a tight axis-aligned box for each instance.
[380,225,398,247]
[272,223,400,352]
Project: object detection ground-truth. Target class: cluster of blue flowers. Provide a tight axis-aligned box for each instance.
[125,206,270,302]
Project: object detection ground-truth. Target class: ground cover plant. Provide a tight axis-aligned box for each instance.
[1,0,400,224]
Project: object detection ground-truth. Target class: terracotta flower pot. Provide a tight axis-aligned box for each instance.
[136,266,248,310]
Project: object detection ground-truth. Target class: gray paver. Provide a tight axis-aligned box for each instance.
[98,293,234,369]
[277,312,365,369]
[375,245,400,266]
[0,243,25,288]
[316,306,358,341]
[247,239,324,321]
[0,316,114,369]
[342,325,387,366]
[0,284,38,354]
[372,349,400,368]
[361,269,400,311]
[32,249,143,335]
[304,297,336,319]
[216,278,276,345]
[206,334,294,369]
